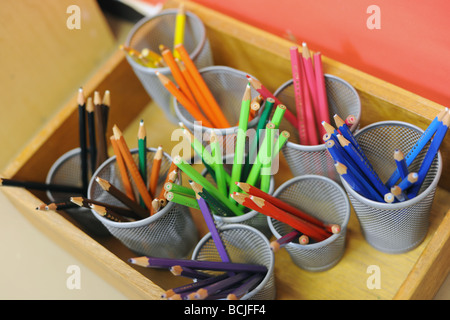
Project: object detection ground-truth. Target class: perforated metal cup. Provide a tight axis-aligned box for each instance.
[341,121,442,254]
[274,74,361,182]
[46,148,110,237]
[268,175,351,272]
[191,224,276,300]
[125,9,213,124]
[88,148,198,258]
[174,66,261,161]
[201,167,275,239]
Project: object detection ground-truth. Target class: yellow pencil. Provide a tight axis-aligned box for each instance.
[173,3,186,59]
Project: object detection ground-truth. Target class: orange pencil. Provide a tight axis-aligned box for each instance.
[113,125,154,209]
[160,44,197,106]
[110,135,135,202]
[156,71,213,127]
[149,145,163,196]
[175,43,230,128]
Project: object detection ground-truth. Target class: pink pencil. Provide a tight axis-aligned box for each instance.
[246,75,299,130]
[300,48,319,145]
[302,42,319,110]
[289,46,308,145]
[314,52,331,137]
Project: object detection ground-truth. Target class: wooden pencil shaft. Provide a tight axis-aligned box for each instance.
[170,265,212,280]
[95,177,148,219]
[110,135,136,201]
[149,146,163,197]
[173,3,186,59]
[166,191,200,210]
[175,44,230,128]
[129,256,268,273]
[70,196,140,219]
[394,149,409,180]
[0,178,83,193]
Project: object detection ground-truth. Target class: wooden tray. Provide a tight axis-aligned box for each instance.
[2,0,449,300]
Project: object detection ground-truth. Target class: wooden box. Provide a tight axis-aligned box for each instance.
[2,0,449,300]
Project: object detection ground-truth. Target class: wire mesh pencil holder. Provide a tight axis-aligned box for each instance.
[201,167,275,239]
[274,74,361,182]
[125,9,213,124]
[341,121,442,254]
[268,175,350,272]
[88,148,198,258]
[174,66,261,162]
[191,224,276,300]
[46,148,110,237]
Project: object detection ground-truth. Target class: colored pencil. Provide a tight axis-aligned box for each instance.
[128,256,268,273]
[385,107,448,188]
[390,185,407,202]
[226,272,265,300]
[0,178,83,194]
[160,44,196,106]
[194,272,251,300]
[113,125,154,210]
[191,181,237,217]
[210,130,228,197]
[190,181,231,264]
[164,181,196,197]
[90,204,128,222]
[95,176,148,219]
[70,196,141,220]
[173,3,186,59]
[77,88,88,194]
[270,230,303,252]
[231,193,330,242]
[245,130,290,186]
[393,149,408,180]
[38,201,78,211]
[156,71,213,127]
[175,43,230,128]
[408,111,449,197]
[110,135,135,202]
[229,83,252,199]
[149,145,163,197]
[301,42,318,109]
[86,96,97,173]
[271,104,287,129]
[162,273,229,299]
[397,172,418,191]
[170,265,212,280]
[289,46,308,145]
[166,191,200,210]
[137,120,147,208]
[300,43,318,145]
[246,74,298,129]
[173,156,243,216]
[237,181,340,234]
[260,122,275,192]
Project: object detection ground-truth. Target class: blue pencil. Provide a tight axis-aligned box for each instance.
[337,134,390,198]
[408,112,449,198]
[334,162,380,201]
[397,172,418,191]
[327,141,384,202]
[394,149,408,180]
[385,108,448,188]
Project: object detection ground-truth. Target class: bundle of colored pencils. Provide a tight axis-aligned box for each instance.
[324,108,449,203]
[231,182,340,244]
[128,256,267,300]
[120,3,186,68]
[168,81,291,215]
[83,122,177,221]
[247,43,330,146]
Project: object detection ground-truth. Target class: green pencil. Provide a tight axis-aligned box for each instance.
[138,119,147,208]
[210,130,228,197]
[246,130,290,186]
[260,122,275,192]
[229,83,252,200]
[173,156,243,216]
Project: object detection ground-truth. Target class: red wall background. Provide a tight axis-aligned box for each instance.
[145,0,450,107]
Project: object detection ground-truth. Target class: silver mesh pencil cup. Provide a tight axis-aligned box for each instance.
[46,148,110,237]
[125,9,213,124]
[202,168,275,239]
[191,224,276,300]
[88,148,198,258]
[174,66,261,161]
[274,74,361,182]
[341,121,442,254]
[268,175,351,272]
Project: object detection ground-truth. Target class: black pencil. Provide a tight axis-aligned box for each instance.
[94,91,108,168]
[78,87,88,195]
[86,96,97,174]
[1,178,84,194]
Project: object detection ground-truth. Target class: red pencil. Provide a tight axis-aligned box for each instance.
[231,192,331,242]
[236,182,340,234]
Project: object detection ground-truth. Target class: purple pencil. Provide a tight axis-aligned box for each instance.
[170,265,212,280]
[162,273,229,299]
[190,180,231,264]
[195,272,252,300]
[227,272,265,300]
[128,256,268,274]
